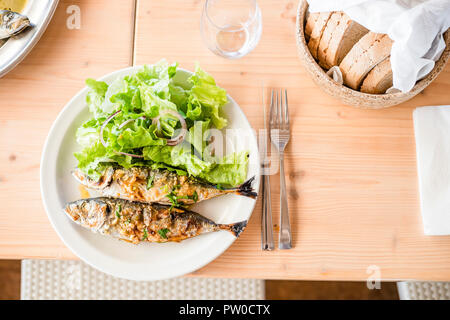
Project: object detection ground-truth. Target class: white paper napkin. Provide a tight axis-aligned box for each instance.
[414,106,450,235]
[307,0,450,93]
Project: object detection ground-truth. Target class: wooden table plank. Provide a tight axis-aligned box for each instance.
[134,0,450,281]
[0,0,135,259]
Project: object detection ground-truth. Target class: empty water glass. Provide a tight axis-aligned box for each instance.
[200,0,262,59]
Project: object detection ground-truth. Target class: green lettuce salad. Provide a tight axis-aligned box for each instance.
[74,60,249,187]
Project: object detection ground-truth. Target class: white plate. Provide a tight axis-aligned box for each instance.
[0,0,59,77]
[40,66,260,281]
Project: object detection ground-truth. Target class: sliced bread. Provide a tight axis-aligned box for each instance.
[317,12,343,69]
[339,32,393,90]
[307,12,332,60]
[360,57,393,94]
[318,13,369,69]
[304,11,320,42]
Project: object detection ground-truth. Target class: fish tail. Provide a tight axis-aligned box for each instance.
[233,176,257,199]
[220,220,248,237]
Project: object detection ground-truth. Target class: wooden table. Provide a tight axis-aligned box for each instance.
[1,0,450,281]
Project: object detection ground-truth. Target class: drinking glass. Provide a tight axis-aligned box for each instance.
[200,0,262,59]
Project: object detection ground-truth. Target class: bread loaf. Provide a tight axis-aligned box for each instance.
[339,32,393,90]
[360,57,393,94]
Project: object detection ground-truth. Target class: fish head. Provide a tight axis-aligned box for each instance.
[72,167,114,190]
[0,10,31,39]
[64,199,110,233]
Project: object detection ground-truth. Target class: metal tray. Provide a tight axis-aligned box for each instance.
[0,0,58,77]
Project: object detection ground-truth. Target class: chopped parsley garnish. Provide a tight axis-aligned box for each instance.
[115,204,122,219]
[167,191,180,208]
[167,186,183,208]
[216,184,224,190]
[142,228,148,240]
[183,191,198,202]
[158,228,170,239]
[146,173,155,190]
[171,190,198,203]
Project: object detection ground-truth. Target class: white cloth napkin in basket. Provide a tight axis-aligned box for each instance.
[414,106,450,235]
[307,0,450,93]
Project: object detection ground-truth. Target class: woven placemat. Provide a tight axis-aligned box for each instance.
[397,282,450,300]
[21,259,265,300]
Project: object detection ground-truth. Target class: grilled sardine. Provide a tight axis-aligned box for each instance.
[64,197,247,244]
[73,166,257,205]
[0,10,30,39]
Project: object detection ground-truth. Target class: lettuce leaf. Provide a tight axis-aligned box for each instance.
[200,151,249,187]
[188,64,228,129]
[85,79,108,118]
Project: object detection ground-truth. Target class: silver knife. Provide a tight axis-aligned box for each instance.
[260,83,274,250]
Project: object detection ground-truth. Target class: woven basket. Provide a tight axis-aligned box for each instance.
[296,0,450,109]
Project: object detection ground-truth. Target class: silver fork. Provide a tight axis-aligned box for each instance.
[269,89,292,249]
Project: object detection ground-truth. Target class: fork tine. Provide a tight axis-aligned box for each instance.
[269,89,274,126]
[284,89,289,126]
[279,88,284,125]
[274,90,279,126]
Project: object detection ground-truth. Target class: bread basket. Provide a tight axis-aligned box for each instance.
[296,0,450,109]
